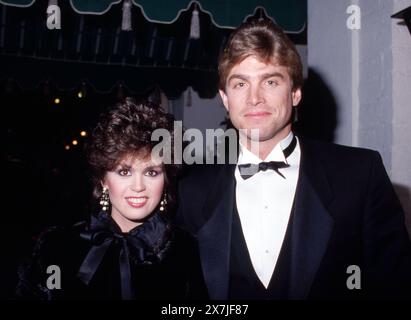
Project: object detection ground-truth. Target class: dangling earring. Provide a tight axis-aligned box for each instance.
[159,193,168,212]
[100,187,110,211]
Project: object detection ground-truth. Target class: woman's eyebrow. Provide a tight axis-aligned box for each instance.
[144,164,163,170]
[116,163,132,169]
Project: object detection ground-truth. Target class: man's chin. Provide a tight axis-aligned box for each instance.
[240,131,275,142]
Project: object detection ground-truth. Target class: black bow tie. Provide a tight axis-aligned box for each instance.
[238,135,297,180]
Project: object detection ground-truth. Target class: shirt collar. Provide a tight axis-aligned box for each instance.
[238,131,294,165]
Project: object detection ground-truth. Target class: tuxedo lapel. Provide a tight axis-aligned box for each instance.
[196,139,335,300]
[288,139,335,299]
[197,164,236,300]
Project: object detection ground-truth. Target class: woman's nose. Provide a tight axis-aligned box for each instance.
[130,175,146,192]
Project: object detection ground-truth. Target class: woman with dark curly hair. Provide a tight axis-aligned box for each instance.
[16,97,208,300]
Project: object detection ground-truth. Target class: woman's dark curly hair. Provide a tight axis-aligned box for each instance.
[86,97,178,210]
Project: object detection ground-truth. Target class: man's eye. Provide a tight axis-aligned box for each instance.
[234,82,245,88]
[267,80,277,86]
[118,169,130,176]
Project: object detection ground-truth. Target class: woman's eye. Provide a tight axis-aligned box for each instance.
[118,169,130,176]
[146,170,159,177]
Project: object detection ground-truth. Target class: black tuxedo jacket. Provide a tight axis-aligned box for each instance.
[176,137,411,299]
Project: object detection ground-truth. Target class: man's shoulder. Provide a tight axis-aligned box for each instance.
[176,164,234,232]
[299,137,380,162]
[179,163,230,186]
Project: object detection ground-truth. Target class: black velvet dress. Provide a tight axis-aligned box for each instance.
[16,211,208,300]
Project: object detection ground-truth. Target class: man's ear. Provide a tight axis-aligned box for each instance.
[292,88,302,107]
[219,89,229,111]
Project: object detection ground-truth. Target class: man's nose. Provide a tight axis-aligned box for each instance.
[247,85,264,106]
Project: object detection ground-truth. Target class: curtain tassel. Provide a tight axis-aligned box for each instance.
[189,4,200,39]
[121,0,133,31]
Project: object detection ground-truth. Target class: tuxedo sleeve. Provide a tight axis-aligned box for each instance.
[175,179,191,233]
[362,151,411,298]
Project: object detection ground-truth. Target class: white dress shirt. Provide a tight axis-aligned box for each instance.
[234,132,301,288]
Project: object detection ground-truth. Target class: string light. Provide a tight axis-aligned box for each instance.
[72,140,78,146]
[65,145,70,150]
[54,98,61,104]
[76,81,87,99]
[80,131,87,137]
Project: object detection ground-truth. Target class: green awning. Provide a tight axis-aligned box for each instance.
[0,0,306,32]
[0,0,34,7]
[0,0,306,98]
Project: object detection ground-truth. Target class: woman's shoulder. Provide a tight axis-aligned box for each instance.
[19,221,91,278]
[31,222,87,258]
[16,221,89,299]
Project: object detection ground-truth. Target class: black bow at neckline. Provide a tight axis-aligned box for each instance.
[77,211,171,300]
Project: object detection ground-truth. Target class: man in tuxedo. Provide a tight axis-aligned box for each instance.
[176,18,411,299]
